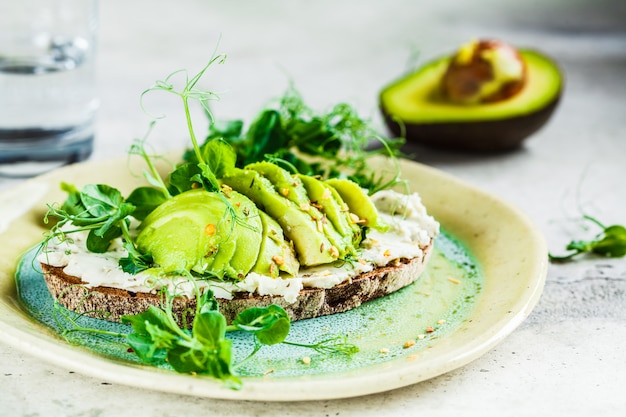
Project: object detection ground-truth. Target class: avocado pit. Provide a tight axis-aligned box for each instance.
[442,39,527,105]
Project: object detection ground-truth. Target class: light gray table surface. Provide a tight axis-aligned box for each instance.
[1,0,625,415]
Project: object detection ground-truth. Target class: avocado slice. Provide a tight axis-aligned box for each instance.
[379,49,562,151]
[251,210,299,277]
[297,174,362,247]
[325,178,388,232]
[246,161,354,257]
[136,189,262,279]
[246,162,309,204]
[222,168,338,266]
[222,190,264,278]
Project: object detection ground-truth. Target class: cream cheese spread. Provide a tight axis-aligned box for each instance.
[38,190,439,304]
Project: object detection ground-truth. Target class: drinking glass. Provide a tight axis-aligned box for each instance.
[0,0,99,177]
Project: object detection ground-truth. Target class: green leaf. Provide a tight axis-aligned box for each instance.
[122,305,180,340]
[245,110,287,164]
[119,247,153,274]
[168,159,224,194]
[590,225,626,257]
[197,162,220,191]
[92,202,135,237]
[198,289,220,314]
[121,305,182,364]
[126,333,165,363]
[256,316,290,346]
[289,118,341,157]
[144,319,180,348]
[166,345,206,373]
[550,217,626,261]
[80,184,124,217]
[166,339,237,385]
[86,225,122,253]
[232,305,290,346]
[59,182,87,217]
[168,163,203,194]
[164,311,238,382]
[200,139,237,179]
[192,310,227,347]
[126,187,168,220]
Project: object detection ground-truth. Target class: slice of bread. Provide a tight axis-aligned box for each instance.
[40,241,433,324]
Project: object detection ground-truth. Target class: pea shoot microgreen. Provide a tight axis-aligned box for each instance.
[140,53,228,193]
[52,288,358,389]
[188,86,407,195]
[549,215,626,262]
[41,182,154,273]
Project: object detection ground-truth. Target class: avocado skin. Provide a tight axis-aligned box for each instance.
[381,96,561,152]
[379,49,563,152]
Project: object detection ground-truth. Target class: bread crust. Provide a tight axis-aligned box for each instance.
[40,243,433,324]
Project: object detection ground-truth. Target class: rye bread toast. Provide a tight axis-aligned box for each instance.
[40,242,433,324]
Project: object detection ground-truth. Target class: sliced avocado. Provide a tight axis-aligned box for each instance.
[222,168,338,266]
[223,190,264,278]
[136,189,262,279]
[297,174,362,246]
[251,210,299,277]
[246,161,309,203]
[325,178,388,232]
[246,161,354,257]
[379,50,562,151]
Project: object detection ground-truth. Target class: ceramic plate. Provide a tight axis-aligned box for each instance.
[0,156,547,401]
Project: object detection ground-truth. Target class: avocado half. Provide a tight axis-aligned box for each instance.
[379,50,563,151]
